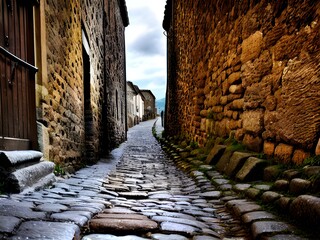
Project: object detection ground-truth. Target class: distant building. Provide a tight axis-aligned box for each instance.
[141,90,157,120]
[126,82,145,128]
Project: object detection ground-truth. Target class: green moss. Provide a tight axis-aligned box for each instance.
[54,164,65,176]
[303,155,320,166]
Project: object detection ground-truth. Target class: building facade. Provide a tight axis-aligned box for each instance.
[0,0,129,172]
[141,90,156,120]
[126,82,145,128]
[163,0,320,164]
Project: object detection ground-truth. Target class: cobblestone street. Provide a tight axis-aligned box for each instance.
[82,119,250,239]
[0,119,249,239]
[0,119,309,239]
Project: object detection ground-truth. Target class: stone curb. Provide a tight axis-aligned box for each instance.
[153,123,318,239]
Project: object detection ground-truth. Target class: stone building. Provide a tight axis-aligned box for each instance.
[126,82,145,128]
[163,0,320,164]
[141,90,157,120]
[0,0,129,172]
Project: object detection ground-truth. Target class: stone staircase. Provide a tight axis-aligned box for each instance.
[0,150,55,193]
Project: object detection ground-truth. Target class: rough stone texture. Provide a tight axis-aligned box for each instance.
[12,221,80,240]
[205,145,226,164]
[273,180,289,192]
[289,178,311,195]
[274,143,294,164]
[0,216,21,233]
[0,151,43,167]
[160,222,199,235]
[225,152,253,177]
[215,150,234,173]
[164,0,320,164]
[235,157,268,182]
[290,195,320,229]
[242,211,275,224]
[251,221,292,239]
[89,218,158,233]
[82,235,149,240]
[7,161,55,193]
[36,0,128,169]
[263,165,282,181]
[261,191,282,204]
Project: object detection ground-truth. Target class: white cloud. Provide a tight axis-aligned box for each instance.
[125,0,167,100]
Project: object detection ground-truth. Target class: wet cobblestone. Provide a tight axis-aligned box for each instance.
[81,120,251,239]
[0,119,309,239]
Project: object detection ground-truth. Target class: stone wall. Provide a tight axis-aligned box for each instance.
[40,0,84,171]
[103,0,128,150]
[36,0,128,171]
[164,0,320,164]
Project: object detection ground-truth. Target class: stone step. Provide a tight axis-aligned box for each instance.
[7,161,55,193]
[0,150,43,168]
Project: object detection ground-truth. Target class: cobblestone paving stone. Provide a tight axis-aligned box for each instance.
[0,119,308,239]
[81,120,251,240]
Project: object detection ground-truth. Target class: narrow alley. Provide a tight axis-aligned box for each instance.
[1,119,311,240]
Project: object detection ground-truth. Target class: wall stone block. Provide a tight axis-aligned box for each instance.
[164,0,320,164]
[241,31,263,64]
[274,143,294,164]
[263,141,275,157]
[242,110,264,135]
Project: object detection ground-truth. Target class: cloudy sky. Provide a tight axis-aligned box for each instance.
[125,0,167,100]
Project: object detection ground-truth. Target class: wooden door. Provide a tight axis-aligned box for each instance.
[0,0,38,150]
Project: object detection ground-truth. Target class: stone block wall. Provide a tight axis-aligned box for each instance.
[103,0,128,150]
[164,0,320,164]
[81,0,105,161]
[42,0,84,171]
[36,0,128,171]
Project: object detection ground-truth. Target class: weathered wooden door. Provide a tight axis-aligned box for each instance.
[0,0,38,150]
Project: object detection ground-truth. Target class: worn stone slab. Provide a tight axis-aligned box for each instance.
[0,204,46,220]
[82,234,149,240]
[95,213,149,220]
[205,145,226,165]
[69,202,106,211]
[251,221,292,239]
[148,193,173,199]
[151,215,208,229]
[151,233,188,240]
[0,150,43,167]
[290,195,320,228]
[89,218,158,233]
[215,150,234,173]
[289,178,311,195]
[35,203,68,213]
[235,157,268,182]
[103,207,136,214]
[193,236,220,240]
[118,191,148,199]
[7,161,55,193]
[242,211,276,224]
[104,184,130,192]
[273,179,289,191]
[0,215,21,233]
[12,221,80,240]
[201,191,222,199]
[261,191,282,203]
[160,221,199,235]
[225,152,253,177]
[51,211,90,226]
[262,234,307,240]
[0,198,34,208]
[233,203,262,217]
[233,183,251,192]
